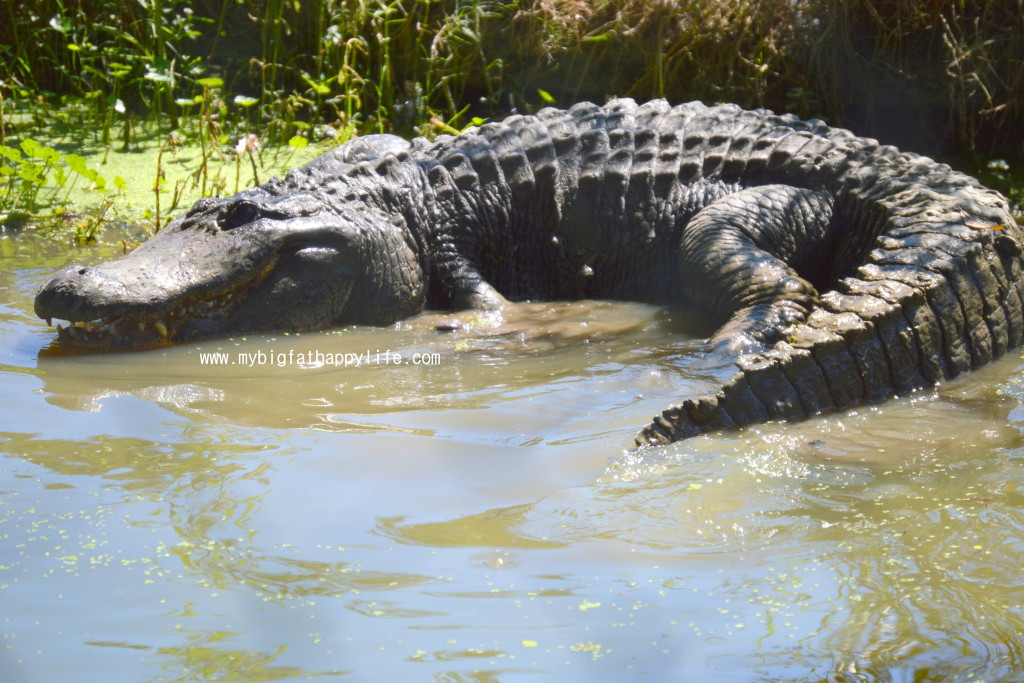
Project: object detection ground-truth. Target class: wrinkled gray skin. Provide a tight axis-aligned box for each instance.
[35,99,1024,446]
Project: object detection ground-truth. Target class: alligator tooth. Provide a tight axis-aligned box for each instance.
[73,321,87,328]
[154,320,169,338]
[138,321,147,332]
[46,318,52,326]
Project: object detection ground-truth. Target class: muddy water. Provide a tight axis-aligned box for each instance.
[4,233,1024,682]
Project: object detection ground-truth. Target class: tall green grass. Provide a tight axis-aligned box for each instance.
[2,1,1021,151]
[0,0,510,146]
[0,0,1021,230]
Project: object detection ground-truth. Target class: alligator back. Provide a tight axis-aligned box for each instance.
[410,100,858,301]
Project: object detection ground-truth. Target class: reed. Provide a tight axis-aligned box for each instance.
[0,0,1020,232]
[1,1,1019,154]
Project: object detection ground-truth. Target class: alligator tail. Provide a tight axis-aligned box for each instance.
[637,157,1024,447]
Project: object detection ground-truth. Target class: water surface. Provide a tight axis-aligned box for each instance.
[3,232,1024,681]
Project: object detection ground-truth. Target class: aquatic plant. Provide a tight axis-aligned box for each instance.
[0,138,122,222]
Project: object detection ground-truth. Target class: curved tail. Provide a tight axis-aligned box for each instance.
[637,165,1024,447]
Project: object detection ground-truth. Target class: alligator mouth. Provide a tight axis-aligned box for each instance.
[45,260,276,349]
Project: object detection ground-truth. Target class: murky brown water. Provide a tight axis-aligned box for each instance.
[4,231,1024,682]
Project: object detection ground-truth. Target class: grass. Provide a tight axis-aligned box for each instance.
[0,0,1021,238]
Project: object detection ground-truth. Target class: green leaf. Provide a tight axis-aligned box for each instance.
[36,146,61,163]
[65,153,89,175]
[17,166,44,185]
[301,73,331,96]
[20,139,42,158]
[197,77,224,89]
[113,176,127,191]
[233,95,258,107]
[288,136,309,150]
[537,88,556,104]
[0,145,22,162]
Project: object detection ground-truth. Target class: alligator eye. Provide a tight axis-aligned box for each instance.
[219,201,261,230]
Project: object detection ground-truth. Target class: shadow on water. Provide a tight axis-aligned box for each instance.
[30,300,721,436]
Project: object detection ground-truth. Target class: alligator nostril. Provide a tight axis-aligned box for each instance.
[77,267,89,275]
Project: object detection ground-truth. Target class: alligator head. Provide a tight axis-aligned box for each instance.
[35,183,425,348]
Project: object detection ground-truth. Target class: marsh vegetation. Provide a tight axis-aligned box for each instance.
[1,1,1021,233]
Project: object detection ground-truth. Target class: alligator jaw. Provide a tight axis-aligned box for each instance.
[51,291,236,347]
[42,258,276,349]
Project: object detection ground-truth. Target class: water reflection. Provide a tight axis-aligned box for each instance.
[148,628,344,681]
[368,365,1024,679]
[7,360,1024,680]
[32,300,711,436]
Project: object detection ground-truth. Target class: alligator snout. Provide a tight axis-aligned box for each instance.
[35,264,130,323]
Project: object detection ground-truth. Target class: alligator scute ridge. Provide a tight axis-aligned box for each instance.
[33,98,1024,447]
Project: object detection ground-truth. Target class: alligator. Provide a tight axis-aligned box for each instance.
[34,98,1024,446]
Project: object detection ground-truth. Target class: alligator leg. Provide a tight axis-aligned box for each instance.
[637,184,846,446]
[450,278,509,311]
[679,184,836,355]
